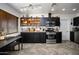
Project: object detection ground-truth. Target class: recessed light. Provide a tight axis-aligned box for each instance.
[72,8,77,11]
[62,8,66,11]
[51,8,54,11]
[35,6,42,9]
[20,8,27,12]
[23,8,27,11]
[39,6,42,9]
[20,9,24,12]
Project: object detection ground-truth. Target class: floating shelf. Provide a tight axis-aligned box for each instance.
[20,17,40,26]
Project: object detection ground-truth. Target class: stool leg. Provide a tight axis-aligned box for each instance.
[21,43,23,50]
[18,44,20,51]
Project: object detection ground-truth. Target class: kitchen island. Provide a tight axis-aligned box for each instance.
[21,32,46,43]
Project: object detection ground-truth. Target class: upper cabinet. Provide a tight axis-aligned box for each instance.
[73,17,79,26]
[54,17,60,26]
[46,17,60,26]
[0,9,18,34]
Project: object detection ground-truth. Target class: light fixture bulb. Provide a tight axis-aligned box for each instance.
[72,8,77,11]
[51,8,54,11]
[62,8,66,11]
[20,9,24,12]
[23,8,27,11]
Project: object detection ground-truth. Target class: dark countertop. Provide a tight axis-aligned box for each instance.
[21,32,46,33]
[21,32,61,33]
[70,31,79,32]
[0,36,21,49]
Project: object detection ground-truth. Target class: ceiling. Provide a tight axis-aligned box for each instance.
[7,3,79,14]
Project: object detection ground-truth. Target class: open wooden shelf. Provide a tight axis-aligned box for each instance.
[20,17,40,26]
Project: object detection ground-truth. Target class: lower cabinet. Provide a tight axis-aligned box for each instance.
[70,31,79,44]
[39,33,46,43]
[70,31,74,42]
[56,32,62,43]
[21,32,46,43]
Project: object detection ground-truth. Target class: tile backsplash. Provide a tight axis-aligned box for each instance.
[20,26,46,32]
[20,26,61,32]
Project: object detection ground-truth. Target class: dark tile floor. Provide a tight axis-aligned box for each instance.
[10,41,79,55]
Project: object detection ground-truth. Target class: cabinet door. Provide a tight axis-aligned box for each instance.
[27,33,34,43]
[75,32,79,43]
[33,33,40,43]
[21,33,34,43]
[56,32,62,43]
[39,33,46,43]
[70,32,74,42]
[73,17,79,26]
[56,18,60,26]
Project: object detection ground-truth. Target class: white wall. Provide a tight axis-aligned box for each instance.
[0,3,21,37]
[76,13,79,16]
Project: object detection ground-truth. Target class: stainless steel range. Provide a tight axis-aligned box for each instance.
[46,32,56,43]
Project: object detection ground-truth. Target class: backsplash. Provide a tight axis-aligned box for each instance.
[20,26,46,32]
[20,26,61,32]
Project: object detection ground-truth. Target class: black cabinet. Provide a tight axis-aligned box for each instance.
[33,33,40,43]
[55,17,60,26]
[21,32,34,43]
[70,31,74,42]
[26,33,33,43]
[56,32,62,43]
[21,32,46,43]
[48,17,60,26]
[73,17,79,26]
[39,32,46,43]
[70,31,79,44]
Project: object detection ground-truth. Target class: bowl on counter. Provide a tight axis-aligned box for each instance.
[0,36,5,41]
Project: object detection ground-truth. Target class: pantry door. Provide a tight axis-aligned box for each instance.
[60,19,70,40]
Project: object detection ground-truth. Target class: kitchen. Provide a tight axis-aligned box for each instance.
[0,3,79,55]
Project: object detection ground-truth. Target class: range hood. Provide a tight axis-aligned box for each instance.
[48,13,52,18]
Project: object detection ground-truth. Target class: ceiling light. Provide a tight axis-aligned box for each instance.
[20,9,24,12]
[72,8,77,11]
[23,8,27,11]
[62,8,66,11]
[51,8,54,11]
[34,6,42,10]
[38,6,42,9]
